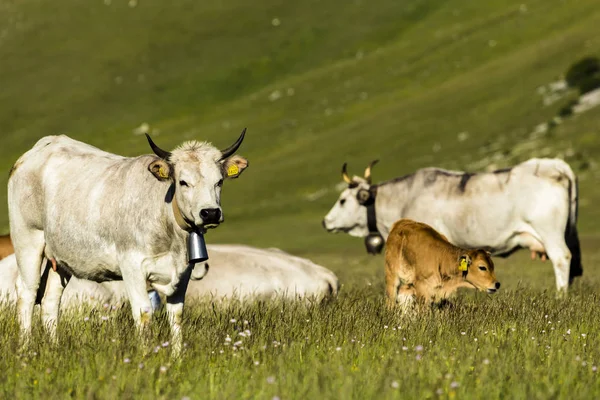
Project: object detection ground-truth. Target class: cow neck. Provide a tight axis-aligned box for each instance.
[170,186,195,233]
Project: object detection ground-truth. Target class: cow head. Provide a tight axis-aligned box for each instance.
[460,251,501,294]
[322,160,378,237]
[146,129,248,231]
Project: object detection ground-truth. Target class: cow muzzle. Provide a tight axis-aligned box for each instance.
[365,233,384,255]
[200,208,222,228]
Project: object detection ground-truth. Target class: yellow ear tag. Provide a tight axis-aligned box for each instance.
[458,258,468,271]
[227,164,239,177]
[158,167,169,179]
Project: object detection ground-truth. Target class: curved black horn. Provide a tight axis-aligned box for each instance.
[145,133,172,160]
[219,128,246,161]
[364,159,379,184]
[341,163,352,184]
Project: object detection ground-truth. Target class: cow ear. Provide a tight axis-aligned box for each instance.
[357,189,371,205]
[222,155,248,179]
[148,159,172,181]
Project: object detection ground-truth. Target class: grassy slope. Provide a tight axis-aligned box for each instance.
[1,0,600,398]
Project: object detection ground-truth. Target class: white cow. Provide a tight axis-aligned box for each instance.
[8,130,248,351]
[0,246,340,307]
[322,158,581,293]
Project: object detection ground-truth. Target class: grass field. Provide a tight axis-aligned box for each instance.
[1,0,600,398]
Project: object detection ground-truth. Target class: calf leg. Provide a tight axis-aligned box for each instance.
[385,272,401,309]
[165,266,192,357]
[396,284,416,314]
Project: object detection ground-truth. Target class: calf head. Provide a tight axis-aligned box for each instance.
[146,129,249,231]
[459,250,501,294]
[322,160,378,237]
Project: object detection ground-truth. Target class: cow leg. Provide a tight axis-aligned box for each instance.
[13,230,46,343]
[120,265,154,337]
[165,266,192,357]
[535,231,572,295]
[41,267,70,342]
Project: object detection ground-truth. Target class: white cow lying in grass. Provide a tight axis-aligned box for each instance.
[0,245,340,309]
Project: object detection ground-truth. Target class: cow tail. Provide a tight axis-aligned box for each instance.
[560,161,582,281]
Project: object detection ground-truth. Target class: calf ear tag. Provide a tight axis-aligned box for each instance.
[227,164,239,177]
[458,258,469,271]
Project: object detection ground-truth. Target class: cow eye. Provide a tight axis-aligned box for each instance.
[216,179,224,187]
[340,199,346,206]
[479,266,487,271]
[179,180,189,187]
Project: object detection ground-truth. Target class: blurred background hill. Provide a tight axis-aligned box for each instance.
[1,0,599,262]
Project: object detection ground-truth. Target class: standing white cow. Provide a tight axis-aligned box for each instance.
[8,130,248,351]
[322,158,581,293]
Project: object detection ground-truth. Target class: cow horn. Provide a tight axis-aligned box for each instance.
[341,163,352,184]
[145,133,172,160]
[219,128,246,161]
[364,159,379,184]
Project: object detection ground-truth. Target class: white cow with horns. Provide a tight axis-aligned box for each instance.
[8,130,248,351]
[322,158,582,294]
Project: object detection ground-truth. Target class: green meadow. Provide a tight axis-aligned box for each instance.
[0,0,600,398]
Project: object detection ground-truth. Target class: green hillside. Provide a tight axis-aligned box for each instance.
[1,0,599,254]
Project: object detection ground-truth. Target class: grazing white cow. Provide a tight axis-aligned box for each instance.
[322,158,581,293]
[8,130,248,351]
[0,246,340,308]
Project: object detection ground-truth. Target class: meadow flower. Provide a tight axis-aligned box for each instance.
[219,350,224,354]
[230,318,236,323]
[243,320,249,325]
[101,316,109,321]
[336,347,342,351]
[233,341,243,347]
[103,303,109,309]
[160,366,167,373]
[254,361,260,366]
[474,338,478,342]
[582,334,587,338]
[182,397,191,400]
[153,346,160,353]
[592,366,597,372]
[239,332,246,337]
[436,388,443,395]
[450,382,459,389]
[567,329,571,335]
[123,358,131,363]
[391,381,400,389]
[162,341,169,347]
[461,332,466,336]
[402,346,408,351]
[415,345,423,352]
[244,330,251,336]
[84,317,90,322]
[273,397,281,400]
[384,325,388,329]
[582,361,588,367]
[225,336,232,343]
[266,376,276,384]
[138,363,144,369]
[483,359,490,365]
[416,354,422,361]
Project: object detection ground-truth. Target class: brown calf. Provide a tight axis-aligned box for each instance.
[0,234,14,260]
[385,219,501,310]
